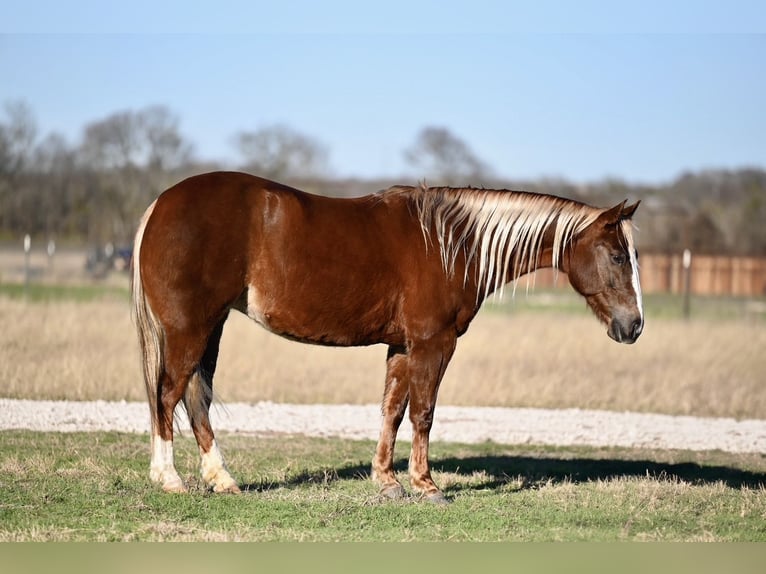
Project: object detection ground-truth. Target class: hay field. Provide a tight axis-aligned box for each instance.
[1,296,764,419]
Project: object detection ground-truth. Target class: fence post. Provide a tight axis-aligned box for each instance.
[23,233,32,295]
[682,249,692,319]
[47,238,56,275]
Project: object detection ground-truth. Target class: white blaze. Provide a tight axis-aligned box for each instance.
[630,248,643,322]
[622,220,644,327]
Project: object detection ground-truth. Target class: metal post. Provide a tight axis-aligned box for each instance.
[682,249,692,320]
[47,239,56,275]
[23,234,31,295]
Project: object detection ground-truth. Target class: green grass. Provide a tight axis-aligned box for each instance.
[0,282,129,302]
[1,431,765,541]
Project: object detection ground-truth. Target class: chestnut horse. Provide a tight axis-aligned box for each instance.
[131,171,643,501]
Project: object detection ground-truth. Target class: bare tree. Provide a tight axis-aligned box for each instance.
[78,106,194,243]
[404,126,491,185]
[0,100,37,174]
[232,124,329,180]
[79,110,138,170]
[140,105,194,173]
[79,111,140,242]
[33,133,79,236]
[0,101,39,233]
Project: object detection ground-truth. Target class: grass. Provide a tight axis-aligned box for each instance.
[1,431,765,542]
[1,289,764,418]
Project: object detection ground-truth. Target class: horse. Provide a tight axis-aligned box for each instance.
[131,171,643,502]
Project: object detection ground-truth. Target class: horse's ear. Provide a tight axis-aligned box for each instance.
[598,200,627,226]
[598,199,640,227]
[621,200,640,220]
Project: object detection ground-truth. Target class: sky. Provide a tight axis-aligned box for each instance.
[2,1,765,185]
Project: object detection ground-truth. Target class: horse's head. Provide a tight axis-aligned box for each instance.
[566,201,644,344]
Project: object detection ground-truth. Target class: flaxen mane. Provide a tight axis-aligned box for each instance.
[407,185,607,299]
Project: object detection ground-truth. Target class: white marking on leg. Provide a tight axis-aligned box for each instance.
[200,439,239,493]
[149,433,186,492]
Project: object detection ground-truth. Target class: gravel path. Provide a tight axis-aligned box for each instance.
[2,398,765,454]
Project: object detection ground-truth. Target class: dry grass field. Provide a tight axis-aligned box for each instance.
[1,293,764,419]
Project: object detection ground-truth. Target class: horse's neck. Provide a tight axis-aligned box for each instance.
[412,187,595,301]
[466,216,567,301]
[519,224,563,274]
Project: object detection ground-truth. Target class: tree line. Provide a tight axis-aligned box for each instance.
[1,100,764,256]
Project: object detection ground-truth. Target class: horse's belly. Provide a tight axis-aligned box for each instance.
[243,283,399,347]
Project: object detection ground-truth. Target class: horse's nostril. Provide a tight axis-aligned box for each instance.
[631,319,643,339]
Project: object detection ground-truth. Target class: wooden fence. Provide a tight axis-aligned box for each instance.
[526,253,766,297]
[637,253,766,297]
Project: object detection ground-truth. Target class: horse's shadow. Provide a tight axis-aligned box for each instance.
[429,454,766,494]
[240,452,766,494]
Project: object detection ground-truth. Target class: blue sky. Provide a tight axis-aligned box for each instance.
[2,2,765,184]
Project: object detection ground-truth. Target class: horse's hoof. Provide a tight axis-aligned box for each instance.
[425,492,450,505]
[151,467,187,493]
[162,481,188,494]
[213,482,242,494]
[379,484,407,500]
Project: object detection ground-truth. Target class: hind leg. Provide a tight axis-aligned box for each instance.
[150,326,213,493]
[150,412,186,493]
[150,364,190,493]
[184,317,239,493]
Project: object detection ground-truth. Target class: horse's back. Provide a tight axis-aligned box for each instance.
[138,172,423,344]
[149,171,301,223]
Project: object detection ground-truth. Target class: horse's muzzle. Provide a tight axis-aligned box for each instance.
[608,317,643,344]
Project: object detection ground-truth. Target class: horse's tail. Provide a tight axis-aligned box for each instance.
[131,199,163,433]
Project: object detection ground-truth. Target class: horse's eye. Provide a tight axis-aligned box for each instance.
[611,253,626,266]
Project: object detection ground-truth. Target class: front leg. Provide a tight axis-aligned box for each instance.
[406,332,457,503]
[372,346,409,498]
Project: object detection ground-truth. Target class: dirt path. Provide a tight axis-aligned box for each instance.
[2,398,765,453]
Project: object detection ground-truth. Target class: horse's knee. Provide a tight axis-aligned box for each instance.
[409,404,435,434]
